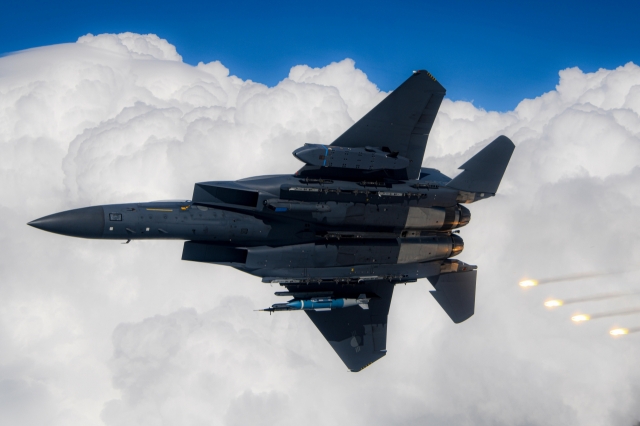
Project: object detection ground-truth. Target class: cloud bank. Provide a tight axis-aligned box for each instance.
[1,33,639,426]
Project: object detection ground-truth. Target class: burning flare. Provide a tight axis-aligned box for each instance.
[544,299,564,308]
[519,279,539,288]
[542,292,640,309]
[609,328,629,336]
[571,314,591,323]
[517,269,639,288]
[573,307,640,322]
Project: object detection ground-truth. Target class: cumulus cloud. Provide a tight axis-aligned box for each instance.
[1,32,640,426]
[77,33,183,61]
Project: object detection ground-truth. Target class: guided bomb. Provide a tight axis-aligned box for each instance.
[262,295,371,312]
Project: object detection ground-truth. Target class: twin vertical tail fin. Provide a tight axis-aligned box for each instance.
[433,136,514,321]
[431,136,514,322]
[429,270,477,323]
[428,261,478,323]
[446,135,515,195]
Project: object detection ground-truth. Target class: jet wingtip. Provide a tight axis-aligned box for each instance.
[495,134,516,148]
[412,69,441,85]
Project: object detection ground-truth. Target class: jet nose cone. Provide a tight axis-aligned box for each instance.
[28,206,105,238]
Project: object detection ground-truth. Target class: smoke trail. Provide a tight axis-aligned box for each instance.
[571,307,640,322]
[544,291,640,308]
[537,272,614,285]
[520,269,639,287]
[590,308,640,320]
[609,327,640,336]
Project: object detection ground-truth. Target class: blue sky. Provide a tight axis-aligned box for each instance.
[3,0,640,111]
[3,2,640,423]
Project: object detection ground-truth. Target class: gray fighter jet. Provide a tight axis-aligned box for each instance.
[28,70,514,372]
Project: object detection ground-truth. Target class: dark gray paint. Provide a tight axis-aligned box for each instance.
[328,70,446,180]
[306,281,394,372]
[447,135,515,194]
[429,270,477,323]
[28,206,104,239]
[27,70,514,372]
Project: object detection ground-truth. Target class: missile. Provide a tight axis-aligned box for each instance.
[260,295,370,312]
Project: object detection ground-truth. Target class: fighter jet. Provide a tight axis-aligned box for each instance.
[28,70,514,372]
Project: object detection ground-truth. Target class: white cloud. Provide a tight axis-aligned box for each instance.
[77,33,183,62]
[1,33,639,426]
[288,59,387,121]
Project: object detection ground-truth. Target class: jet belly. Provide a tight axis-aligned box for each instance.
[26,68,516,373]
[238,235,463,278]
[337,204,469,231]
[397,235,462,263]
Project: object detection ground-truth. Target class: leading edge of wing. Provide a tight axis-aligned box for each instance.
[329,70,446,179]
[304,281,395,372]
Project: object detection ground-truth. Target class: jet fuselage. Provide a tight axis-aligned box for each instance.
[27,70,515,372]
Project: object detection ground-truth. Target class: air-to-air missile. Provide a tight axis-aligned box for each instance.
[28,70,515,372]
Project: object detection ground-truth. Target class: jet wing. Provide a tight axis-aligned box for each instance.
[299,281,395,372]
[330,70,446,180]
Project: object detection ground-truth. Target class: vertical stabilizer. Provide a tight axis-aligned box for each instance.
[446,136,515,195]
[429,270,477,323]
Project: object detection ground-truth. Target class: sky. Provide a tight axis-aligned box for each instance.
[2,0,640,111]
[1,3,640,426]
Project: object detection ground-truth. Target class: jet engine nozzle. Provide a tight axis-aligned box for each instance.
[442,205,471,230]
[450,234,464,257]
[458,205,471,227]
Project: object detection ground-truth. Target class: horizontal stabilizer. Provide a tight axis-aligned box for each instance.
[429,270,476,323]
[447,136,515,195]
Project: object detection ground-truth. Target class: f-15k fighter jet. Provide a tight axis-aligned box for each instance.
[29,70,514,372]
